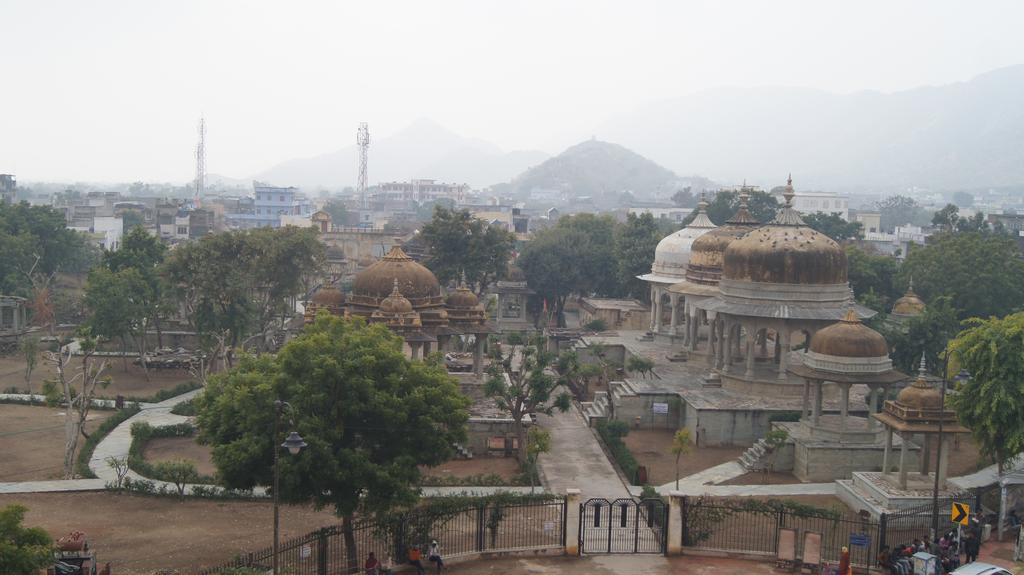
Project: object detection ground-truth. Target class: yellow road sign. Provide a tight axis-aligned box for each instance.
[951,502,970,525]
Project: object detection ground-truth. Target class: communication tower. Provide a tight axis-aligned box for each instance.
[357,122,370,210]
[194,117,206,205]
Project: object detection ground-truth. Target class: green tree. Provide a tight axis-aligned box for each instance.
[875,195,930,233]
[0,202,96,296]
[952,191,974,208]
[120,209,145,230]
[955,211,988,233]
[84,267,147,373]
[685,189,779,227]
[671,428,692,490]
[46,332,110,478]
[152,459,200,499]
[196,315,469,572]
[879,296,961,374]
[525,427,551,493]
[419,206,516,294]
[900,231,1024,320]
[671,187,698,208]
[104,226,170,348]
[163,226,324,366]
[322,198,351,227]
[484,335,571,464]
[947,312,1024,473]
[614,212,662,300]
[626,355,655,379]
[932,203,960,232]
[0,505,52,575]
[845,246,900,312]
[802,212,863,242]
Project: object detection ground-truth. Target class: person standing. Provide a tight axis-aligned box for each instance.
[408,545,425,575]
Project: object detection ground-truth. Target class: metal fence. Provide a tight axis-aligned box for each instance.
[880,489,994,549]
[681,498,880,567]
[192,498,566,575]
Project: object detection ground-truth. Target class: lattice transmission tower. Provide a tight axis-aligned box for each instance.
[357,122,370,210]
[194,117,206,205]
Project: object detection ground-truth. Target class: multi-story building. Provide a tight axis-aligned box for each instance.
[375,179,470,203]
[226,182,312,228]
[0,174,15,205]
[773,189,849,220]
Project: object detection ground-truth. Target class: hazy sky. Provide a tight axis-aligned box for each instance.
[3,0,1023,183]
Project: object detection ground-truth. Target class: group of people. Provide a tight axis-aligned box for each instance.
[364,540,444,575]
[877,523,984,575]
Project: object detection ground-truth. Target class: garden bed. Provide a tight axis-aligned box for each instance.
[0,403,113,481]
[621,428,746,486]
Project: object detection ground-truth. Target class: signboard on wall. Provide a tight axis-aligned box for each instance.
[652,402,669,414]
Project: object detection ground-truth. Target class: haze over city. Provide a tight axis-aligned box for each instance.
[3,0,1024,185]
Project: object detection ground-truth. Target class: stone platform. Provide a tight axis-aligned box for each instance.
[836,471,960,518]
[777,419,920,482]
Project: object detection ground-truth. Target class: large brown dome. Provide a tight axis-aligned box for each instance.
[352,245,441,302]
[311,285,346,307]
[892,280,926,317]
[809,309,889,358]
[897,377,942,410]
[684,191,760,285]
[723,177,847,285]
[446,273,480,309]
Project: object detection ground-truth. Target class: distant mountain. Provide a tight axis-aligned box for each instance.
[253,118,549,189]
[599,65,1024,191]
[503,139,712,200]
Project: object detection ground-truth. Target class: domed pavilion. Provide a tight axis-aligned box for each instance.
[891,279,926,319]
[303,285,346,324]
[638,195,716,339]
[667,188,760,352]
[693,176,876,393]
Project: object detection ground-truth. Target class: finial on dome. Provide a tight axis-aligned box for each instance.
[908,276,915,293]
[391,277,401,296]
[842,288,859,322]
[918,352,927,377]
[698,191,708,211]
[459,269,468,289]
[783,174,795,207]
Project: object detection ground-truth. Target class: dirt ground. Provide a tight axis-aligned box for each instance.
[143,436,217,476]
[0,491,341,575]
[718,471,803,486]
[0,353,194,400]
[0,404,113,481]
[622,429,745,485]
[420,456,521,482]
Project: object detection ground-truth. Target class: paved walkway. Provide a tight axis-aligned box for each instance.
[537,402,630,500]
[0,393,153,409]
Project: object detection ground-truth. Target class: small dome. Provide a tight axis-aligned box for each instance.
[379,279,414,314]
[897,359,943,410]
[352,245,441,302]
[311,285,346,307]
[650,198,716,280]
[723,177,847,285]
[446,272,480,309]
[809,309,889,358]
[685,191,760,285]
[892,279,926,317]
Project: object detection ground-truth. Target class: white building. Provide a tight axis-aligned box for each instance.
[70,215,123,251]
[773,190,849,221]
[627,207,693,223]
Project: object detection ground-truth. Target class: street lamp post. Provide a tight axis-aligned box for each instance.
[931,352,969,543]
[273,400,307,575]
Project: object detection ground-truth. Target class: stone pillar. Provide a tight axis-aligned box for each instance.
[866,387,878,431]
[777,331,789,380]
[564,488,581,556]
[410,342,422,360]
[423,341,432,356]
[898,432,909,489]
[802,379,810,419]
[689,310,700,351]
[473,336,484,376]
[744,332,755,378]
[669,294,679,336]
[920,435,931,475]
[812,380,823,426]
[882,428,893,473]
[773,333,781,365]
[682,302,691,347]
[653,288,662,333]
[937,436,951,488]
[649,285,658,333]
[839,383,850,434]
[667,491,685,556]
[722,323,732,373]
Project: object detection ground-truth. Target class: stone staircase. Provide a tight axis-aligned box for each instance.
[581,380,641,425]
[739,437,774,471]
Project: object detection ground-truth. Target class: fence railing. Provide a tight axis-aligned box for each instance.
[192,498,566,575]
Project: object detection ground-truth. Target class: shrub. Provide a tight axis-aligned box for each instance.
[170,398,196,415]
[128,421,217,485]
[768,411,802,423]
[583,318,608,332]
[595,419,639,483]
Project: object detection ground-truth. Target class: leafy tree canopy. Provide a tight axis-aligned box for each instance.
[874,195,931,233]
[419,206,515,293]
[846,246,900,312]
[614,212,661,300]
[0,504,52,575]
[900,231,1024,320]
[196,315,471,517]
[872,296,961,374]
[671,187,698,208]
[947,312,1024,473]
[322,198,352,227]
[802,212,862,242]
[0,202,97,294]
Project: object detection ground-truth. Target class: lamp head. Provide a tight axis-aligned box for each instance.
[282,431,307,455]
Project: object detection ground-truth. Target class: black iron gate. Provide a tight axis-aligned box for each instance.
[580,497,668,554]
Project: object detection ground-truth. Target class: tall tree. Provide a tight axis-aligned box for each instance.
[802,212,862,242]
[484,335,571,464]
[900,231,1024,320]
[46,332,110,478]
[196,315,470,573]
[873,296,961,374]
[947,312,1024,473]
[322,198,351,227]
[671,187,698,208]
[0,505,53,575]
[931,203,960,232]
[614,212,662,300]
[419,206,516,294]
[874,195,930,233]
[103,226,170,348]
[84,267,146,373]
[845,246,900,312]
